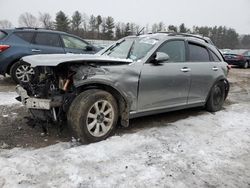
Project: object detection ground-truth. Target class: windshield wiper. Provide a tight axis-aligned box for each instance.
[101,39,125,55]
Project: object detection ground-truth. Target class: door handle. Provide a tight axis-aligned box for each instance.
[212,67,219,71]
[181,67,191,72]
[31,49,41,52]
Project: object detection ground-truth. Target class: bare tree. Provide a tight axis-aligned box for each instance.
[81,12,89,32]
[0,20,13,29]
[18,12,39,27]
[39,12,53,29]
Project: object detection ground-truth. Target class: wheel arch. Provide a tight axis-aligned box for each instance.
[206,76,230,102]
[6,58,22,75]
[75,82,131,127]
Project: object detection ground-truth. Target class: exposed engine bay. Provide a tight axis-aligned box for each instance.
[17,64,77,123]
[16,59,132,128]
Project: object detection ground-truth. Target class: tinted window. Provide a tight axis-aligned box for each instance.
[34,33,61,47]
[14,32,34,43]
[62,35,88,49]
[189,43,210,62]
[210,50,221,62]
[158,40,186,62]
[0,31,7,40]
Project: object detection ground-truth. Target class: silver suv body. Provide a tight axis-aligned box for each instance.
[16,33,230,143]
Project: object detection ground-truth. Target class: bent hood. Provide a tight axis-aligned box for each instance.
[21,54,133,67]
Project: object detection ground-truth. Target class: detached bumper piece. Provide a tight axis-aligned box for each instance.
[16,85,55,110]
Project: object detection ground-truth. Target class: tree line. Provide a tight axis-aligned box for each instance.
[0,11,250,49]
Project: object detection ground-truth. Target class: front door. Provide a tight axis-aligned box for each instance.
[138,40,191,111]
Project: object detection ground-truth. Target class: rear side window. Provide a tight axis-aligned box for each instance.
[188,43,210,62]
[33,32,61,47]
[14,32,34,43]
[210,50,221,62]
[0,31,7,40]
[158,40,186,62]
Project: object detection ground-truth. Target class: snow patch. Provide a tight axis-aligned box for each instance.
[0,103,249,187]
[0,92,19,106]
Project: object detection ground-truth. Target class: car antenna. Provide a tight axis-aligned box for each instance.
[136,27,145,36]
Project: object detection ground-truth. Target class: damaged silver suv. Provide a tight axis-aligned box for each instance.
[16,33,230,143]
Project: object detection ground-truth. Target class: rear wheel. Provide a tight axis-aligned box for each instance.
[67,89,118,143]
[206,81,225,112]
[10,61,35,83]
[243,61,248,69]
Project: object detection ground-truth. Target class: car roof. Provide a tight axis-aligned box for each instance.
[1,28,68,35]
[127,32,214,46]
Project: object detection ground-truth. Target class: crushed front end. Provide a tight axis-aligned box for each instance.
[16,64,76,123]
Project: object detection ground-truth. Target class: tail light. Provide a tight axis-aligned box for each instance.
[237,55,245,60]
[0,45,10,52]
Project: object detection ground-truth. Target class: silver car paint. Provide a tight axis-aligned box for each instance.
[20,34,228,122]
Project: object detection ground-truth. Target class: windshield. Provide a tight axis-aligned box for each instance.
[102,37,158,61]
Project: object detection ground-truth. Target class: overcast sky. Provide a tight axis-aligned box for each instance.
[0,0,250,34]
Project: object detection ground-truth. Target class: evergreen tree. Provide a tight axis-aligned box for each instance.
[168,25,177,32]
[124,23,131,36]
[55,11,70,32]
[71,11,82,32]
[179,23,188,33]
[241,35,250,48]
[106,16,115,39]
[115,23,122,39]
[101,18,107,39]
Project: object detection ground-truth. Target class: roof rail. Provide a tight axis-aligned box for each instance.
[155,32,214,45]
[15,27,48,30]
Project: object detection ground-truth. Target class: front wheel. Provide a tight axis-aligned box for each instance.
[10,61,35,83]
[206,81,225,112]
[67,89,118,143]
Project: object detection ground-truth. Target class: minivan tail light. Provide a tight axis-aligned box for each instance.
[0,45,10,52]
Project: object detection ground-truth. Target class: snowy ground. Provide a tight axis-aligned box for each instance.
[0,69,250,188]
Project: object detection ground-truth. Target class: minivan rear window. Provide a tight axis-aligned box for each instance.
[0,31,7,40]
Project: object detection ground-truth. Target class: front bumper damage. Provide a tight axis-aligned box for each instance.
[16,85,67,123]
[16,85,54,110]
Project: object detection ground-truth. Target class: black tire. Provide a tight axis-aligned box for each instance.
[10,61,35,84]
[67,89,118,143]
[206,81,225,112]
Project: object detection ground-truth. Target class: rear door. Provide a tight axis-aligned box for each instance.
[186,41,220,104]
[61,34,95,54]
[138,40,191,111]
[31,32,65,54]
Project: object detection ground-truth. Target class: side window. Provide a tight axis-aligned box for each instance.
[33,32,61,47]
[157,40,186,62]
[210,50,221,62]
[14,32,34,43]
[188,43,210,62]
[62,35,88,49]
[0,31,7,40]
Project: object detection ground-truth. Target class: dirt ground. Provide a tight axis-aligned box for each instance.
[0,68,250,149]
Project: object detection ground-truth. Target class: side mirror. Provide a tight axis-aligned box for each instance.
[155,52,169,63]
[85,45,93,51]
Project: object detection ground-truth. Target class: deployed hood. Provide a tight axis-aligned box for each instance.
[21,54,133,67]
